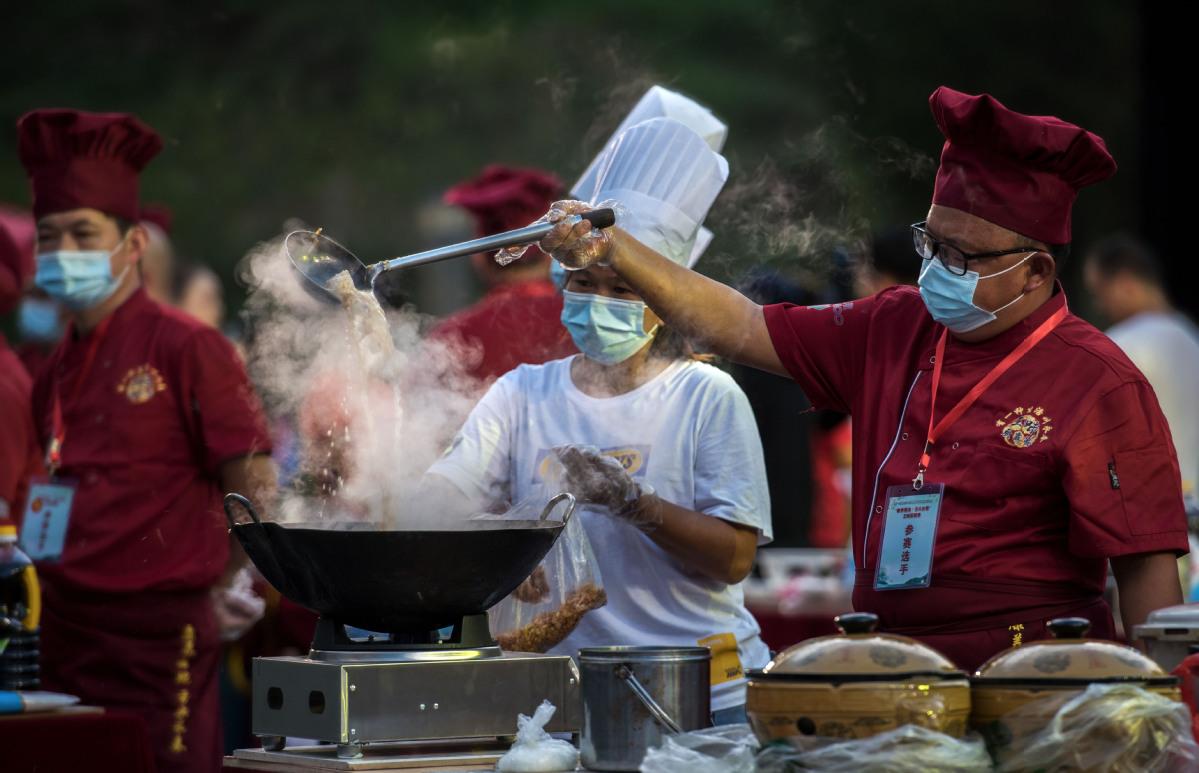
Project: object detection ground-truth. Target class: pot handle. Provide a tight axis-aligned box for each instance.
[223,492,262,529]
[538,492,577,526]
[616,665,682,735]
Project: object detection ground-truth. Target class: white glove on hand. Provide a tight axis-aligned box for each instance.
[552,445,660,528]
[211,567,266,642]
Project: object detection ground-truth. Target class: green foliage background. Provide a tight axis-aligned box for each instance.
[2,1,1144,320]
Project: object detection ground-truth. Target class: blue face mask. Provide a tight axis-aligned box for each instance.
[35,239,129,311]
[561,290,658,365]
[17,298,64,342]
[917,253,1033,333]
[550,260,568,290]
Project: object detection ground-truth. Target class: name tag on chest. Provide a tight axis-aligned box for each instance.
[874,483,943,591]
[19,478,77,562]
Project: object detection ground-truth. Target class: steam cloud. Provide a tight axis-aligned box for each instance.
[238,231,483,528]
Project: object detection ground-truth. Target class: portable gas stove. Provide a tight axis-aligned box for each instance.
[223,493,582,768]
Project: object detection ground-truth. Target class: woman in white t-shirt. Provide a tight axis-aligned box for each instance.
[428,262,772,724]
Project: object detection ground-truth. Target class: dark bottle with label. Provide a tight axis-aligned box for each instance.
[0,524,40,690]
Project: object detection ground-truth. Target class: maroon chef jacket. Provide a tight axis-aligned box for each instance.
[0,336,41,529]
[30,287,271,593]
[764,284,1188,669]
[28,287,271,773]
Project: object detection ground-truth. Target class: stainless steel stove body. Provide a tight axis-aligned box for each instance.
[251,647,581,758]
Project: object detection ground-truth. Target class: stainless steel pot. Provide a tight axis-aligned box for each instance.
[579,646,710,771]
[1133,603,1199,672]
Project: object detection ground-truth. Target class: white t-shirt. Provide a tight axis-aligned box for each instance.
[430,355,773,710]
[1106,312,1199,503]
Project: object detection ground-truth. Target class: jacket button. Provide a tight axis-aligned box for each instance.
[874,505,883,514]
[901,432,910,441]
[952,441,960,450]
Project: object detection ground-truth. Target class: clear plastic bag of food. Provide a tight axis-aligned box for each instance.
[488,494,606,653]
[754,725,992,773]
[496,700,578,773]
[993,683,1199,773]
[641,723,759,773]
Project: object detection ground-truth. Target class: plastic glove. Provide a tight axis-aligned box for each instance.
[495,200,615,269]
[552,444,661,528]
[211,567,266,642]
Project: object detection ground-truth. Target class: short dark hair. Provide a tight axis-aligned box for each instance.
[1085,233,1163,284]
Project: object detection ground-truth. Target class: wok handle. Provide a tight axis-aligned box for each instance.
[616,665,682,735]
[538,492,577,526]
[223,492,263,528]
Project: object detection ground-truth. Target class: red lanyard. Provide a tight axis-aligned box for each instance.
[46,317,113,477]
[914,304,1069,489]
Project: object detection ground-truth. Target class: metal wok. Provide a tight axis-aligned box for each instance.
[222,493,575,635]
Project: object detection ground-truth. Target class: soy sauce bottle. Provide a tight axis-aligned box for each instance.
[0,524,40,690]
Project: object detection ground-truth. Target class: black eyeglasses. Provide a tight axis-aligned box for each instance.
[910,221,1041,276]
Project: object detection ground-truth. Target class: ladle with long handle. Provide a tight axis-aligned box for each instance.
[286,208,616,302]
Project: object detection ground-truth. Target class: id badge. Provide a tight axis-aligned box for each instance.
[874,483,944,591]
[19,477,77,562]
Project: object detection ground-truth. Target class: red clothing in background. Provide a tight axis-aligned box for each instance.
[28,287,271,773]
[0,337,41,529]
[809,417,852,548]
[764,285,1188,670]
[430,279,575,383]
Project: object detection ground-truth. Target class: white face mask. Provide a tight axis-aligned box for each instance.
[917,252,1035,333]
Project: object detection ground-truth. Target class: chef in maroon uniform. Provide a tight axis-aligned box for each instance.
[16,108,276,773]
[535,87,1187,670]
[430,165,575,383]
[0,216,41,532]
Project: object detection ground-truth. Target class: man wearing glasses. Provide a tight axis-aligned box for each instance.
[537,86,1186,669]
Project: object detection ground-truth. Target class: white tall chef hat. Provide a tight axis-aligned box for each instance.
[573,86,727,199]
[588,116,728,268]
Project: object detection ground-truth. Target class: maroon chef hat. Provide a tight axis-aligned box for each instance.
[17,108,164,223]
[443,165,564,237]
[140,202,173,235]
[0,207,35,315]
[930,87,1117,245]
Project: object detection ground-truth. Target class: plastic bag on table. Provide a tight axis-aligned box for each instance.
[640,723,759,773]
[487,493,606,653]
[754,725,992,773]
[993,683,1199,773]
[496,700,578,773]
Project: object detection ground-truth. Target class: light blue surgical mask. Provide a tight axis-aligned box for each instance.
[35,238,130,311]
[17,298,64,342]
[917,253,1033,333]
[550,260,568,290]
[561,290,658,365]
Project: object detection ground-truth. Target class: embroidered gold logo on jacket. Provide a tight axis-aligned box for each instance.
[996,405,1053,448]
[116,364,167,404]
